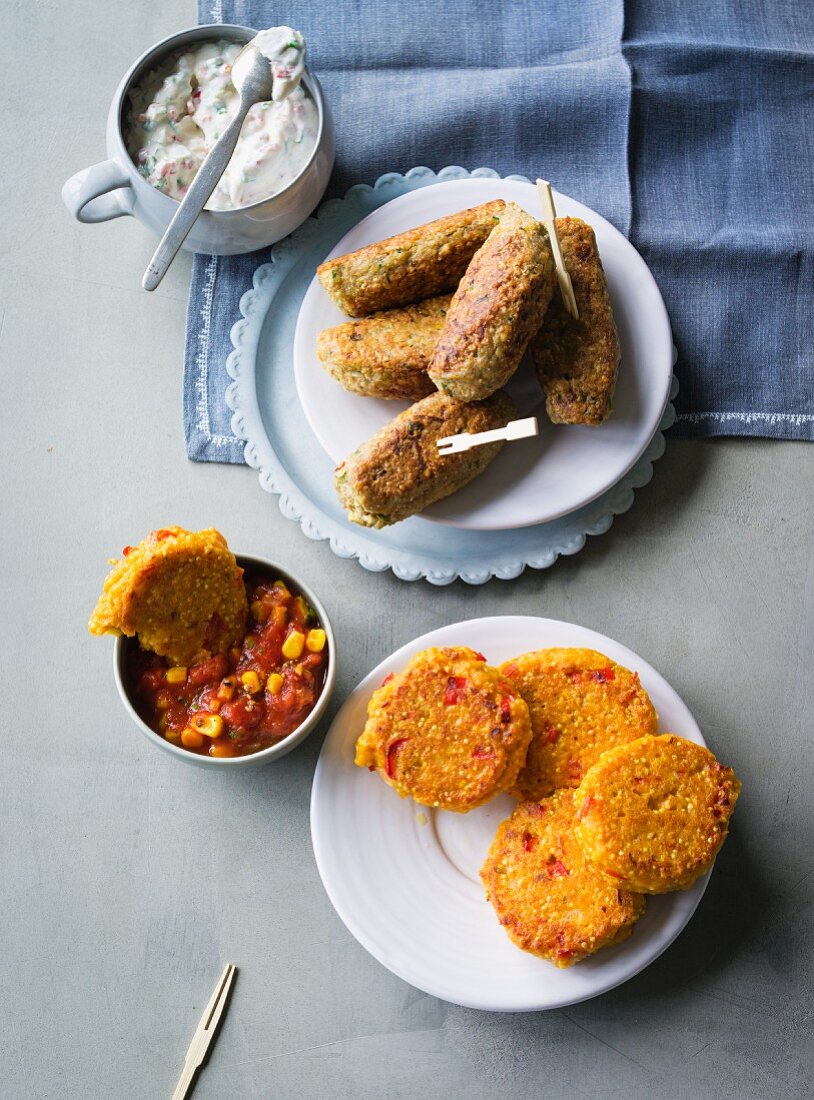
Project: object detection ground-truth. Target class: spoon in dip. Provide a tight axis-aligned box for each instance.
[142,40,282,290]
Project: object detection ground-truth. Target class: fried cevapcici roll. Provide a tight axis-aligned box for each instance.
[427,202,557,402]
[532,217,620,426]
[316,296,451,400]
[334,390,517,528]
[316,200,506,317]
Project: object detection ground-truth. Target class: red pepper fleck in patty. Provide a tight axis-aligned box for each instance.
[522,832,537,852]
[566,758,583,782]
[542,724,560,745]
[577,795,595,820]
[385,737,410,778]
[472,747,495,760]
[592,667,616,683]
[500,697,513,722]
[525,801,547,818]
[547,859,569,878]
[443,676,467,705]
[474,651,487,662]
[381,672,395,687]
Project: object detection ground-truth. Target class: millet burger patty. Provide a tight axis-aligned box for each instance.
[574,734,742,893]
[355,645,532,812]
[500,648,658,799]
[88,526,247,666]
[481,789,646,967]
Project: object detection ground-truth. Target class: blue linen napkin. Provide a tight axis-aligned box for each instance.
[184,0,814,462]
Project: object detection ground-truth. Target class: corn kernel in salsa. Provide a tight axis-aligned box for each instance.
[125,573,329,758]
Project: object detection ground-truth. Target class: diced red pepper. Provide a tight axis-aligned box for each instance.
[472,747,495,760]
[188,653,228,686]
[566,758,583,783]
[474,651,487,662]
[153,529,174,541]
[555,931,573,960]
[139,668,166,693]
[522,832,537,852]
[385,737,410,778]
[565,669,582,684]
[577,795,595,820]
[444,676,467,705]
[547,859,569,878]
[500,697,513,723]
[592,667,616,683]
[381,672,395,687]
[502,662,518,679]
[542,724,560,746]
[525,802,547,818]
[121,545,133,557]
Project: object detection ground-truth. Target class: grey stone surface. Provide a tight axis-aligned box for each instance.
[1,2,812,1097]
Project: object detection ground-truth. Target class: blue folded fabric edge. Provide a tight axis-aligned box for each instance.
[184,0,814,461]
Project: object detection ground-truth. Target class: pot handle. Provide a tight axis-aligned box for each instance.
[62,159,135,223]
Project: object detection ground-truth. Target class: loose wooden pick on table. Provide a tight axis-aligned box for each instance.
[536,178,579,321]
[170,964,237,1100]
[437,416,538,456]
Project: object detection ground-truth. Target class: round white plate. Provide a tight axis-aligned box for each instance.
[294,178,673,532]
[311,616,710,1011]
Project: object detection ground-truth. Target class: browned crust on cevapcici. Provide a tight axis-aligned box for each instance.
[334,389,517,528]
[427,203,557,402]
[532,217,620,426]
[315,296,450,400]
[316,200,506,317]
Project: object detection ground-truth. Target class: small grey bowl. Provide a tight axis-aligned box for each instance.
[114,554,336,768]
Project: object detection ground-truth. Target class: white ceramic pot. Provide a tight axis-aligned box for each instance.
[62,24,335,255]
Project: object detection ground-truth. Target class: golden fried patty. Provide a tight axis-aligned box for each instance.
[574,734,742,893]
[428,202,556,401]
[335,390,517,528]
[89,527,247,665]
[354,646,532,812]
[316,296,450,400]
[532,217,620,426]
[481,790,646,967]
[500,648,658,799]
[317,201,506,316]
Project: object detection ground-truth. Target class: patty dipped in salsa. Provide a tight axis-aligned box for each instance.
[125,572,329,758]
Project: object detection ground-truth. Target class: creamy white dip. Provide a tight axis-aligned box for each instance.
[127,28,319,211]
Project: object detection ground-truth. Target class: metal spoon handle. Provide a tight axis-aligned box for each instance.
[142,99,252,291]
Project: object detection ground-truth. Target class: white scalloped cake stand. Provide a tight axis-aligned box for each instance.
[226,166,677,585]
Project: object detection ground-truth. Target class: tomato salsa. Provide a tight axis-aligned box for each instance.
[126,573,329,758]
